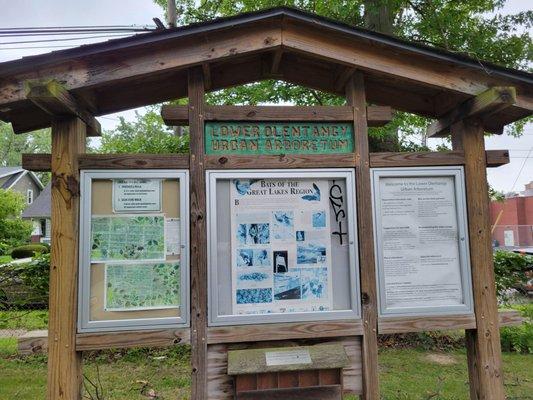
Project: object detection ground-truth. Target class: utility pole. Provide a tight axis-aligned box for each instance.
[167,0,177,28]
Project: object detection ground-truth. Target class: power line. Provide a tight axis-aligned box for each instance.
[509,147,533,192]
[0,24,156,30]
[0,45,77,50]
[0,33,136,45]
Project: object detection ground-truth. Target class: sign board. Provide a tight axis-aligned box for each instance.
[504,230,515,247]
[113,178,161,212]
[265,349,312,366]
[372,167,473,316]
[205,122,354,155]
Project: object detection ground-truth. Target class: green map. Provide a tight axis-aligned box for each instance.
[105,262,180,310]
[91,215,165,261]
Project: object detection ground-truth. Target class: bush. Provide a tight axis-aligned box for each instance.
[493,250,532,301]
[500,304,533,354]
[10,244,49,259]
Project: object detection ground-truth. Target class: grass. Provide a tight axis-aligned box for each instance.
[0,341,530,400]
[0,255,12,264]
[0,310,48,330]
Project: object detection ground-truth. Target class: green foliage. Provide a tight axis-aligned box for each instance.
[493,250,532,300]
[0,310,48,330]
[0,189,32,251]
[500,303,533,354]
[10,244,49,259]
[94,106,189,154]
[489,185,505,201]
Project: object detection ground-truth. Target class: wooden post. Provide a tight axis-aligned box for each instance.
[346,72,380,400]
[188,67,208,399]
[48,117,86,400]
[452,119,505,400]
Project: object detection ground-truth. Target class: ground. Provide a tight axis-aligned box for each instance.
[0,337,531,399]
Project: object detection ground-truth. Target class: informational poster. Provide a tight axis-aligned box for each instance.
[165,218,181,255]
[504,230,515,247]
[91,215,165,262]
[377,176,464,310]
[105,262,180,311]
[113,178,161,212]
[230,178,333,315]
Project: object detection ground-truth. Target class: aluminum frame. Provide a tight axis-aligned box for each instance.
[371,166,474,317]
[207,168,361,326]
[78,170,190,332]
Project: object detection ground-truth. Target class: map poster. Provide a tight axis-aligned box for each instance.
[113,178,162,212]
[230,178,333,315]
[91,215,166,262]
[378,176,464,310]
[105,262,180,311]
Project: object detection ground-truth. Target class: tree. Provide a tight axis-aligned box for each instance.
[152,0,532,146]
[0,189,32,253]
[0,122,51,185]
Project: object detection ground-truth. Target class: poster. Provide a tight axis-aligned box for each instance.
[231,178,333,315]
[113,178,161,212]
[91,215,165,262]
[105,262,180,311]
[378,176,464,310]
[165,218,181,255]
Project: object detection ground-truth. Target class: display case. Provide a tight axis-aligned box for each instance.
[207,169,361,326]
[78,170,189,332]
[371,166,474,317]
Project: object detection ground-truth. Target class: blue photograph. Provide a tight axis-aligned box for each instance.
[252,249,270,266]
[273,211,294,240]
[234,179,259,195]
[301,183,321,201]
[296,230,305,242]
[297,243,327,264]
[237,272,270,287]
[274,272,301,300]
[273,250,288,273]
[236,249,253,267]
[312,211,326,228]
[236,288,272,304]
[301,268,328,300]
[237,223,270,245]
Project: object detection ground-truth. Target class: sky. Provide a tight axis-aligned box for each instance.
[0,0,531,193]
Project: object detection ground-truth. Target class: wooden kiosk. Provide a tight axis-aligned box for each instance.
[0,7,531,400]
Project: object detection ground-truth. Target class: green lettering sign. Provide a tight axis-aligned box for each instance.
[205,122,354,155]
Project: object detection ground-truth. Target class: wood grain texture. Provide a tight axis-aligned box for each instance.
[24,80,101,137]
[454,119,505,400]
[22,150,508,172]
[427,87,517,137]
[48,117,85,400]
[207,320,364,344]
[188,67,209,400]
[498,310,523,327]
[346,72,380,400]
[161,104,392,127]
[378,314,477,334]
[75,329,190,351]
[205,154,358,169]
[207,344,234,400]
[18,330,48,355]
[236,386,342,400]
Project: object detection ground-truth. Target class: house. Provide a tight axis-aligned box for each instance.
[0,166,44,207]
[21,183,51,244]
[490,181,533,249]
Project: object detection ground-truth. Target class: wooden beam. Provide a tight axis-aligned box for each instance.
[25,80,101,137]
[208,320,363,344]
[188,67,208,400]
[379,315,476,334]
[76,328,190,351]
[427,87,517,137]
[161,105,392,126]
[205,154,358,169]
[270,48,283,74]
[453,119,505,399]
[334,66,355,92]
[47,117,85,400]
[22,149,509,172]
[202,63,212,90]
[346,72,380,400]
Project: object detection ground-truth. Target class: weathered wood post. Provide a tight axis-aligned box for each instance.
[188,66,209,399]
[346,72,380,400]
[48,117,86,399]
[452,119,505,400]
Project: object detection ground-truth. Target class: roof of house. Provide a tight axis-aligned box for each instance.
[0,7,531,135]
[22,183,50,219]
[0,167,44,190]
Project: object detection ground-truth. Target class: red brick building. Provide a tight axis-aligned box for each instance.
[490,181,533,248]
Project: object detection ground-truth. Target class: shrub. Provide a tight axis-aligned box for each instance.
[10,244,49,259]
[500,304,533,354]
[493,250,532,301]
